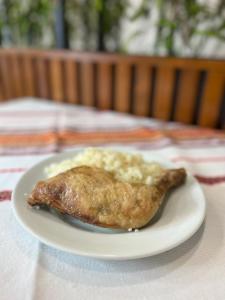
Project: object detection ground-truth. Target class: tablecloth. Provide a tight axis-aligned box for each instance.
[1,98,225,300]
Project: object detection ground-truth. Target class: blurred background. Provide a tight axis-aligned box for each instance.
[0,0,224,58]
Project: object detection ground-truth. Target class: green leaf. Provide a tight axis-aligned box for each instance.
[158,19,177,30]
[130,0,150,21]
[94,0,103,11]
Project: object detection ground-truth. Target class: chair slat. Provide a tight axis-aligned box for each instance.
[133,65,150,116]
[81,62,94,106]
[175,70,199,124]
[97,63,112,109]
[0,68,3,101]
[0,56,5,101]
[0,86,3,101]
[36,58,49,99]
[11,54,24,98]
[115,63,131,113]
[64,59,78,104]
[22,55,35,96]
[198,71,224,127]
[49,59,64,102]
[153,67,175,120]
[0,54,13,99]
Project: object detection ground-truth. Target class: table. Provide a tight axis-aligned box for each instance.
[1,98,225,300]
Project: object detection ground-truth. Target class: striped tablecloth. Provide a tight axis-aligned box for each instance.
[1,98,225,300]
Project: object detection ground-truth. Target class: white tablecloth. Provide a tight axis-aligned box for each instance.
[1,98,225,300]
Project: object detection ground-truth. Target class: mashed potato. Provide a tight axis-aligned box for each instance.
[45,148,163,185]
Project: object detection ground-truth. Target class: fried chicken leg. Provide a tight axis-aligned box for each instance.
[28,166,186,229]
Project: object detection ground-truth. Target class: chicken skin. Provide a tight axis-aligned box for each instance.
[28,166,186,229]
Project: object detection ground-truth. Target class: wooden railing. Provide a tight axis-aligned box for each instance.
[0,48,224,128]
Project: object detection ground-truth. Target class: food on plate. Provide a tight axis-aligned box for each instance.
[45,148,164,185]
[28,158,186,229]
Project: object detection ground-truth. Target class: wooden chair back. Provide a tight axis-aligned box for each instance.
[0,48,224,128]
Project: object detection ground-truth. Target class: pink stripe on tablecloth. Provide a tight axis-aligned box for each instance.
[0,190,12,201]
[0,168,27,173]
[194,175,225,185]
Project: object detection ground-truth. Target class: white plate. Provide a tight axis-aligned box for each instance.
[12,149,206,260]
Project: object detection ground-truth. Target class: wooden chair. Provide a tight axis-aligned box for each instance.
[0,48,224,128]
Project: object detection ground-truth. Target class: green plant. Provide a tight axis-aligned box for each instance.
[0,0,53,47]
[153,0,225,56]
[66,0,130,51]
